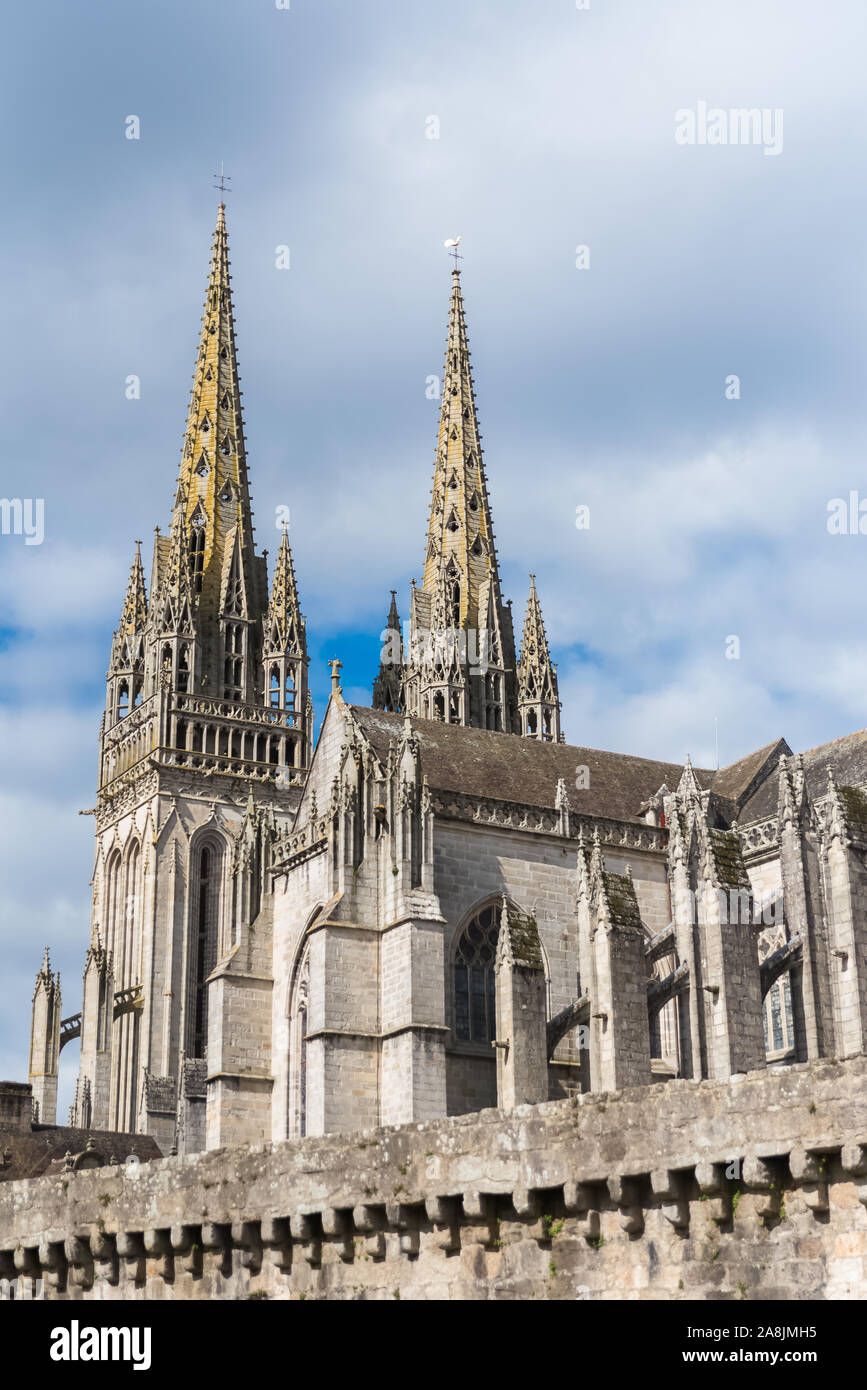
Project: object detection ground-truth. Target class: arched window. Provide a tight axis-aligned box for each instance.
[289,942,312,1138]
[121,843,140,989]
[117,682,129,720]
[190,841,223,1059]
[269,666,280,708]
[177,645,190,693]
[189,524,206,593]
[454,902,501,1043]
[104,851,123,963]
[285,668,296,710]
[763,974,796,1058]
[224,625,244,699]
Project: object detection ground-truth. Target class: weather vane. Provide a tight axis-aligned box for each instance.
[213,162,232,198]
[444,235,463,269]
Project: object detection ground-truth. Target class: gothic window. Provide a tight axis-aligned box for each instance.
[543,710,552,740]
[190,842,223,1059]
[285,668,296,710]
[220,433,232,456]
[269,666,281,708]
[200,411,211,433]
[471,536,483,557]
[204,365,213,381]
[763,974,795,1057]
[526,709,537,736]
[446,573,460,626]
[433,691,445,722]
[485,673,502,731]
[224,625,244,699]
[446,510,459,534]
[220,391,230,410]
[219,481,233,503]
[469,492,479,512]
[105,851,123,964]
[132,678,143,709]
[117,681,129,720]
[121,843,140,990]
[196,453,209,477]
[289,943,312,1138]
[177,645,190,693]
[189,522,206,593]
[454,903,500,1044]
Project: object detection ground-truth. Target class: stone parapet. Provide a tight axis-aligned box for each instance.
[1,1055,865,1300]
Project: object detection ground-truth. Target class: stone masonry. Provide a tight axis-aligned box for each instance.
[1,1055,865,1300]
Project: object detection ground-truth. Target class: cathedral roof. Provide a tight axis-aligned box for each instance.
[349,706,701,823]
[345,706,843,829]
[738,728,867,823]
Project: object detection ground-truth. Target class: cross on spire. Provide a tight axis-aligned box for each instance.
[213,161,232,198]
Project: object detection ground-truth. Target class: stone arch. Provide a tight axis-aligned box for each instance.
[286,907,320,1139]
[186,828,230,1060]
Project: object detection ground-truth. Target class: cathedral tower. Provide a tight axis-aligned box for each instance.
[399,268,520,731]
[36,206,311,1147]
[378,265,558,735]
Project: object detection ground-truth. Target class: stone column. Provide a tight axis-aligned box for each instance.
[28,949,61,1126]
[493,898,549,1108]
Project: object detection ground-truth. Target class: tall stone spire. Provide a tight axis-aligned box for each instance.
[176,203,256,578]
[403,269,518,731]
[517,575,561,741]
[141,204,269,705]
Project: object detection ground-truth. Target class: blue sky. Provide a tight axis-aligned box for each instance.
[2,0,867,1098]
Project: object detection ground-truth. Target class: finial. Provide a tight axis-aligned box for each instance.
[213,162,231,199]
[444,235,463,271]
[329,658,343,695]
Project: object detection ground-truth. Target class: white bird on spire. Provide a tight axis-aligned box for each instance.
[444,236,462,249]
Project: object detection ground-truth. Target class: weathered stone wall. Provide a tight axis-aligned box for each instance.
[2,1055,865,1301]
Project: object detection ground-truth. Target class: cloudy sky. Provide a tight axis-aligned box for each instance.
[2,0,866,1097]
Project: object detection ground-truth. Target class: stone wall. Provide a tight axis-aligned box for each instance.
[1,1055,865,1301]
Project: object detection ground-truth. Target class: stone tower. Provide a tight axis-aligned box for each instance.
[35,205,311,1147]
[396,269,522,731]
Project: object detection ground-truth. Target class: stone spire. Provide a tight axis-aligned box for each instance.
[29,947,62,1126]
[372,590,404,713]
[263,525,306,660]
[110,543,147,666]
[517,575,561,741]
[403,269,518,731]
[262,524,310,744]
[175,203,256,586]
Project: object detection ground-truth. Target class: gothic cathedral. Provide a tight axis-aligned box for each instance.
[28,208,867,1153]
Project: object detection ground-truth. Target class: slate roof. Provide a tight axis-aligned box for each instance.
[346,707,867,831]
[350,706,693,822]
[0,1125,161,1184]
[739,728,867,824]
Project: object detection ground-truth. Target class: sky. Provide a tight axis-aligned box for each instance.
[2,0,867,1100]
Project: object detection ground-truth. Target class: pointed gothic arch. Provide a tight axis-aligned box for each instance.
[287,911,321,1139]
[187,831,229,1060]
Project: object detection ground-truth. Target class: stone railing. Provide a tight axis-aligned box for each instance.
[430,789,666,853]
[1,1055,865,1301]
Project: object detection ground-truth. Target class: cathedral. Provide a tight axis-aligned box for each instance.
[26,206,867,1156]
